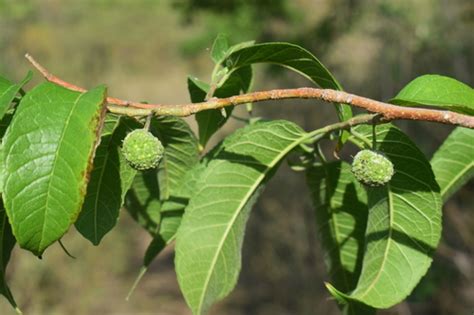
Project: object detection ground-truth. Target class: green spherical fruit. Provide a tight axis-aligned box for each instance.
[122,129,164,171]
[351,149,394,187]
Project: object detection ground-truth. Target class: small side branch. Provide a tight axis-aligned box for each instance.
[25,54,474,129]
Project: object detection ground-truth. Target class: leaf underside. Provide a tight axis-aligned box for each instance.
[306,161,368,292]
[152,116,200,201]
[126,170,162,235]
[126,116,199,236]
[125,116,200,297]
[329,124,442,308]
[222,42,352,123]
[175,120,307,315]
[430,127,474,202]
[307,161,376,314]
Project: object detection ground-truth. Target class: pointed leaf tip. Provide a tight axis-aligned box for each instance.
[75,116,139,245]
[325,282,349,305]
[211,33,229,63]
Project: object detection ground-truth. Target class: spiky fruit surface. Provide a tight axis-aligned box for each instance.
[351,149,394,187]
[122,129,164,171]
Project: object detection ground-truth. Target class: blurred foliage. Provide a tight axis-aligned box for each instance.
[172,0,302,56]
[0,0,473,314]
[173,0,292,19]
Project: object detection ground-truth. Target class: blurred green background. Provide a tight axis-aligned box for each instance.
[0,0,473,314]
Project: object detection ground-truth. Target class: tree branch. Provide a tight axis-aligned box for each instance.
[25,53,474,129]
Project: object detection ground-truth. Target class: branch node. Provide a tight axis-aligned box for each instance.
[321,90,329,102]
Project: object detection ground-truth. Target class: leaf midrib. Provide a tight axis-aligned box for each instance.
[357,185,394,299]
[0,84,17,100]
[39,92,86,253]
[324,166,350,290]
[196,131,307,314]
[440,161,473,199]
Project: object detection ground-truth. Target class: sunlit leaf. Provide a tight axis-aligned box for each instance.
[210,33,229,63]
[390,75,474,115]
[3,82,106,255]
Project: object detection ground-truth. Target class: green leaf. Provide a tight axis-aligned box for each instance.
[306,161,368,292]
[0,203,20,313]
[329,124,442,308]
[127,162,208,299]
[126,209,183,300]
[3,82,106,255]
[75,115,139,245]
[390,75,474,115]
[0,114,13,139]
[146,210,183,261]
[0,146,4,195]
[194,65,253,148]
[325,283,376,315]
[0,71,32,120]
[430,127,474,202]
[151,116,199,201]
[0,114,13,194]
[125,170,162,235]
[158,149,217,216]
[226,40,255,56]
[126,116,199,234]
[221,42,352,123]
[214,66,252,99]
[158,155,212,215]
[307,161,375,315]
[126,117,200,298]
[187,77,209,103]
[175,120,308,314]
[210,33,229,63]
[145,163,209,249]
